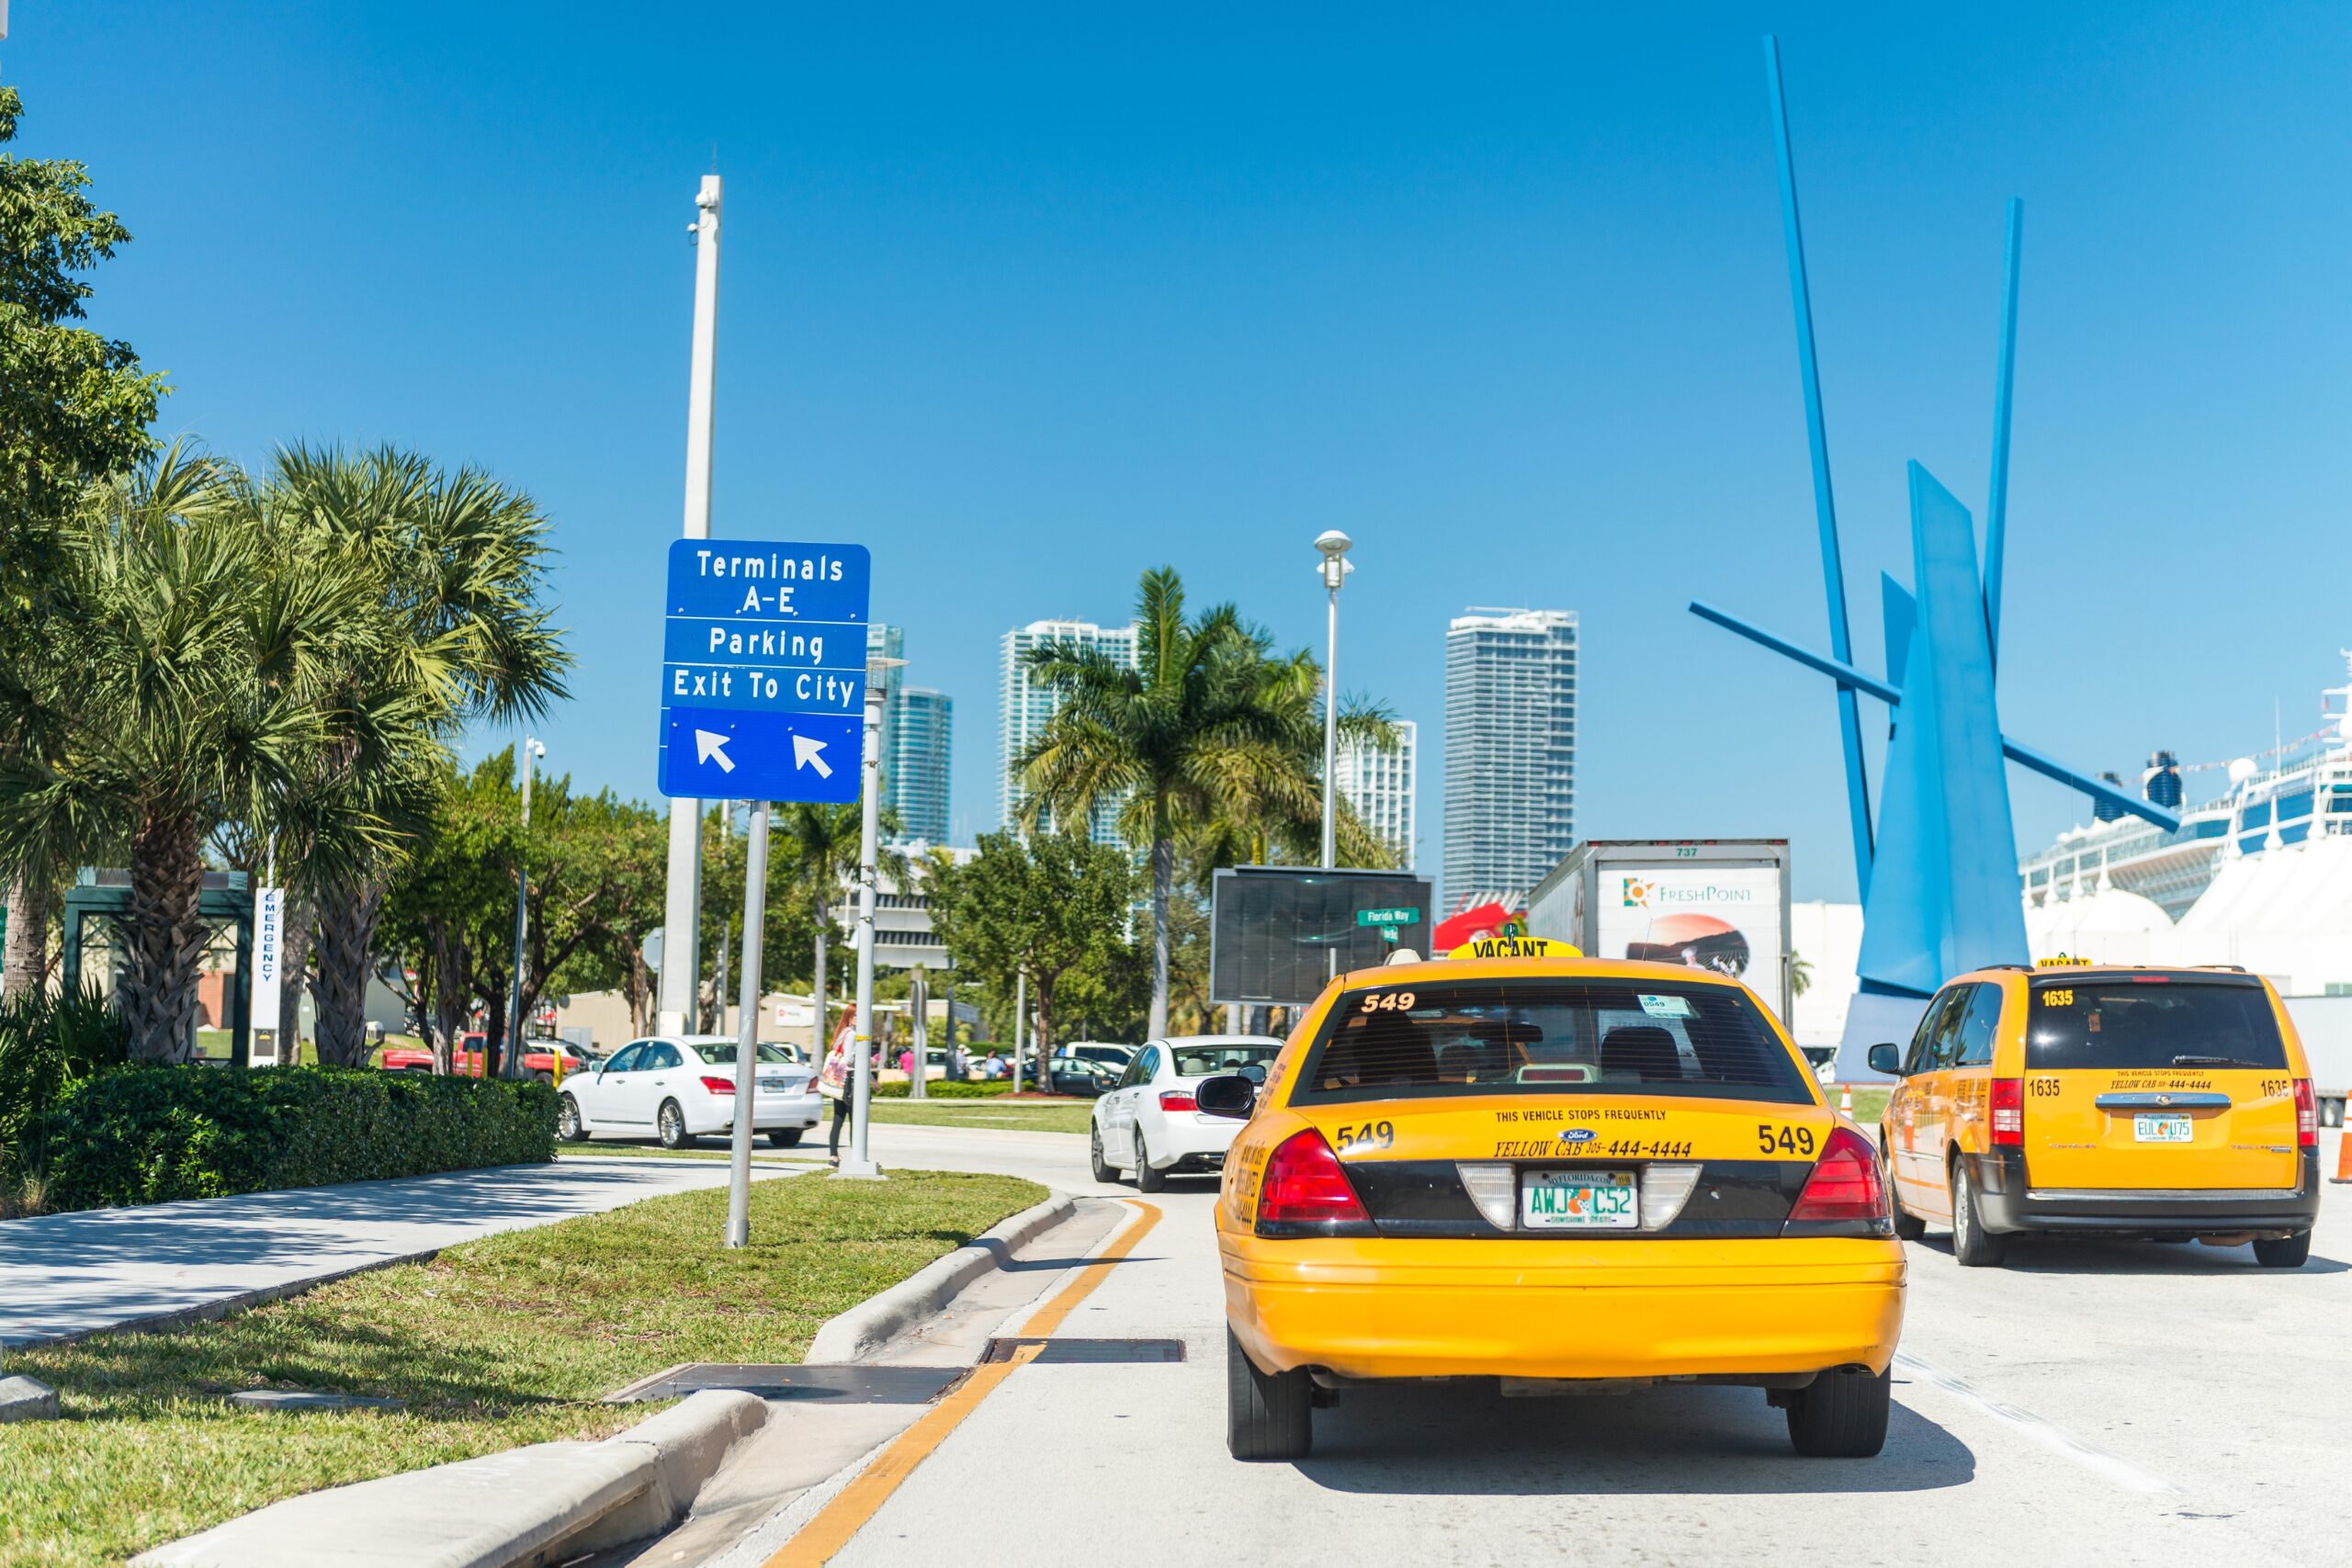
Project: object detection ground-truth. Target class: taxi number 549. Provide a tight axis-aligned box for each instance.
[1757,1123,1815,1156]
[1335,1121,1395,1155]
[1359,991,1416,1012]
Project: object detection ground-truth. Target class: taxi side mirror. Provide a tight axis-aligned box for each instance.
[1195,1073,1257,1120]
[1865,1043,1901,1077]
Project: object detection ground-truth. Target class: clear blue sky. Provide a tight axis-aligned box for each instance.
[12,3,2351,902]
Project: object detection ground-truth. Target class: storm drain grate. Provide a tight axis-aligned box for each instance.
[981,1337,1187,1365]
[606,1363,968,1404]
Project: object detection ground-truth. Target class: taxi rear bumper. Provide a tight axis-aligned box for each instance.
[1222,1235,1905,1382]
[1965,1148,2321,1235]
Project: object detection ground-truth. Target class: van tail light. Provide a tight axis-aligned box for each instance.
[2294,1079,2317,1147]
[1158,1089,1197,1112]
[1255,1129,1370,1232]
[1785,1125,1888,1224]
[700,1076,736,1095]
[1989,1077,2024,1145]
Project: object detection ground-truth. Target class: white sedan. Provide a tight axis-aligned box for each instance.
[557,1035,822,1151]
[1090,1034,1283,1190]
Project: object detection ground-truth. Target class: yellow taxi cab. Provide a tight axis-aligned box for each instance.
[1197,937,1905,1462]
[1867,961,2321,1269]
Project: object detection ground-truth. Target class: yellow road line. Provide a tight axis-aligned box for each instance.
[763,1199,1162,1568]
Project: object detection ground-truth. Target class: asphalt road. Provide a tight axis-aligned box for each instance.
[782,1123,2351,1567]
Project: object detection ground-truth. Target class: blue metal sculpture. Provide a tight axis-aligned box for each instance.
[1695,39,2181,1005]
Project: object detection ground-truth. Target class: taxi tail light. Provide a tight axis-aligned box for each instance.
[1989,1077,2025,1145]
[2294,1078,2317,1147]
[1785,1125,1887,1224]
[700,1076,736,1095]
[1256,1129,1370,1231]
[1158,1089,1197,1113]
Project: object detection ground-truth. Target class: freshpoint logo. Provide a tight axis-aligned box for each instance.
[1623,878,1654,908]
[1624,875,1755,907]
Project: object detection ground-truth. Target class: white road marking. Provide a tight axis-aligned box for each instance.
[1894,1350,2181,1495]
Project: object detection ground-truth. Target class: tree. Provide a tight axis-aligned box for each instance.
[0,86,168,999]
[1016,567,1356,1038]
[928,831,1140,1058]
[776,800,903,1056]
[0,448,381,1059]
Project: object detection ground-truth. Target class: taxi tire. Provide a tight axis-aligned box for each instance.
[1227,1327,1312,1461]
[1951,1161,2007,1268]
[2253,1230,2312,1269]
[1090,1127,1116,1184]
[1133,1127,1167,1192]
[1784,1365,1890,1458]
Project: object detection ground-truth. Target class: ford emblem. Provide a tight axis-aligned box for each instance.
[1558,1128,1597,1144]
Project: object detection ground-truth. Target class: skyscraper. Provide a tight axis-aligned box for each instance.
[1338,718,1418,868]
[1442,608,1577,907]
[888,687,954,846]
[1000,618,1138,844]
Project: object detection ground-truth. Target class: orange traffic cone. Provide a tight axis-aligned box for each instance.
[2334,1125,2352,1184]
[1838,1085,1854,1117]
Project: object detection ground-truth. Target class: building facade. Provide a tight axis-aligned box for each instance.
[888,686,954,846]
[1442,608,1577,908]
[1337,717,1418,868]
[999,618,1138,844]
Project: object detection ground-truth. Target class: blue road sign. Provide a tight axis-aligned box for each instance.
[656,539,872,803]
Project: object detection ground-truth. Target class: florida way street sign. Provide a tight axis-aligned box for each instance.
[657,538,871,804]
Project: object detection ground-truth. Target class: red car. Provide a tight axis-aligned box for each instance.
[379,1031,586,1082]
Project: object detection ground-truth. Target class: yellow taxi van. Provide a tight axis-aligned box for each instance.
[1197,939,1905,1462]
[1867,963,2321,1268]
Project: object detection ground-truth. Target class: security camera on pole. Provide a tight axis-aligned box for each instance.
[1316,530,1352,981]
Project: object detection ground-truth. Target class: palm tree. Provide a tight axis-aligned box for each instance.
[778,800,905,1055]
[0,446,380,1060]
[1017,567,1331,1039]
[263,447,569,1066]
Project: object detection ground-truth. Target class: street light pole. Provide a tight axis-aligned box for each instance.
[660,175,722,1036]
[1315,530,1353,870]
[505,737,545,1079]
[835,657,896,1179]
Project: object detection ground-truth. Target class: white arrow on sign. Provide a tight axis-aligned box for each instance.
[695,729,736,773]
[792,733,834,779]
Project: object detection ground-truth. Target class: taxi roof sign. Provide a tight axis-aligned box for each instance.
[2034,954,2093,968]
[1447,936,1580,961]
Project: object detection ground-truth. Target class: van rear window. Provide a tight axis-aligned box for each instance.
[1292,978,1811,1106]
[2026,980,2286,1072]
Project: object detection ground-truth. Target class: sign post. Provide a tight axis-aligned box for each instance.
[655,536,874,1236]
[250,887,284,1066]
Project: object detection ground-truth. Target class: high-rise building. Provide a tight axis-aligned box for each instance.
[1000,618,1138,844]
[888,687,954,846]
[1442,608,1577,907]
[1337,718,1418,868]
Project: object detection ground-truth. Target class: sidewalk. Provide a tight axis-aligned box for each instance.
[0,1156,792,1348]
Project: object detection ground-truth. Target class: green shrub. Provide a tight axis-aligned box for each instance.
[26,1066,555,1213]
[0,985,131,1174]
[872,1077,1017,1100]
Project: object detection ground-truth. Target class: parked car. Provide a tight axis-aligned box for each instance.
[1046,1055,1125,1098]
[1091,1034,1283,1188]
[379,1032,585,1082]
[558,1035,822,1151]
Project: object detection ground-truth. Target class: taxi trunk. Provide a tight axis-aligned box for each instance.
[2021,973,2302,1192]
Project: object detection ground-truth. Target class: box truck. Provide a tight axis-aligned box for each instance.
[1525,839,1796,1031]
[2284,993,2352,1127]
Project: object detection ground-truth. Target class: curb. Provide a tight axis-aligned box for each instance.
[131,1389,766,1568]
[804,1192,1076,1364]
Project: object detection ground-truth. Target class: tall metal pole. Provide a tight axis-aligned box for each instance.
[1012,971,1027,1094]
[506,738,542,1078]
[909,964,928,1100]
[660,175,722,1034]
[725,800,770,1247]
[835,673,888,1179]
[1984,197,2023,667]
[1314,531,1352,869]
[1764,37,1875,897]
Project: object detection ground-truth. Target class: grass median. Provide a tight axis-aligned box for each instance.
[2,1168,1042,1568]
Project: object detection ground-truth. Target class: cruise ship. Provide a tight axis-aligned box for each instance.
[2019,651,2352,919]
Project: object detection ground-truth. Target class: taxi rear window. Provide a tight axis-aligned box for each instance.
[2026,978,2287,1071]
[1292,978,1811,1107]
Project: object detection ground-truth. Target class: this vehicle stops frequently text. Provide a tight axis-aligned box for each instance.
[1869,962,2321,1267]
[1201,937,1905,1461]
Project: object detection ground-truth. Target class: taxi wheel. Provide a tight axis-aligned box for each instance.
[1950,1162,2007,1268]
[1090,1127,1116,1184]
[1134,1128,1167,1192]
[2253,1231,2312,1269]
[1784,1366,1890,1458]
[1227,1327,1312,1461]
